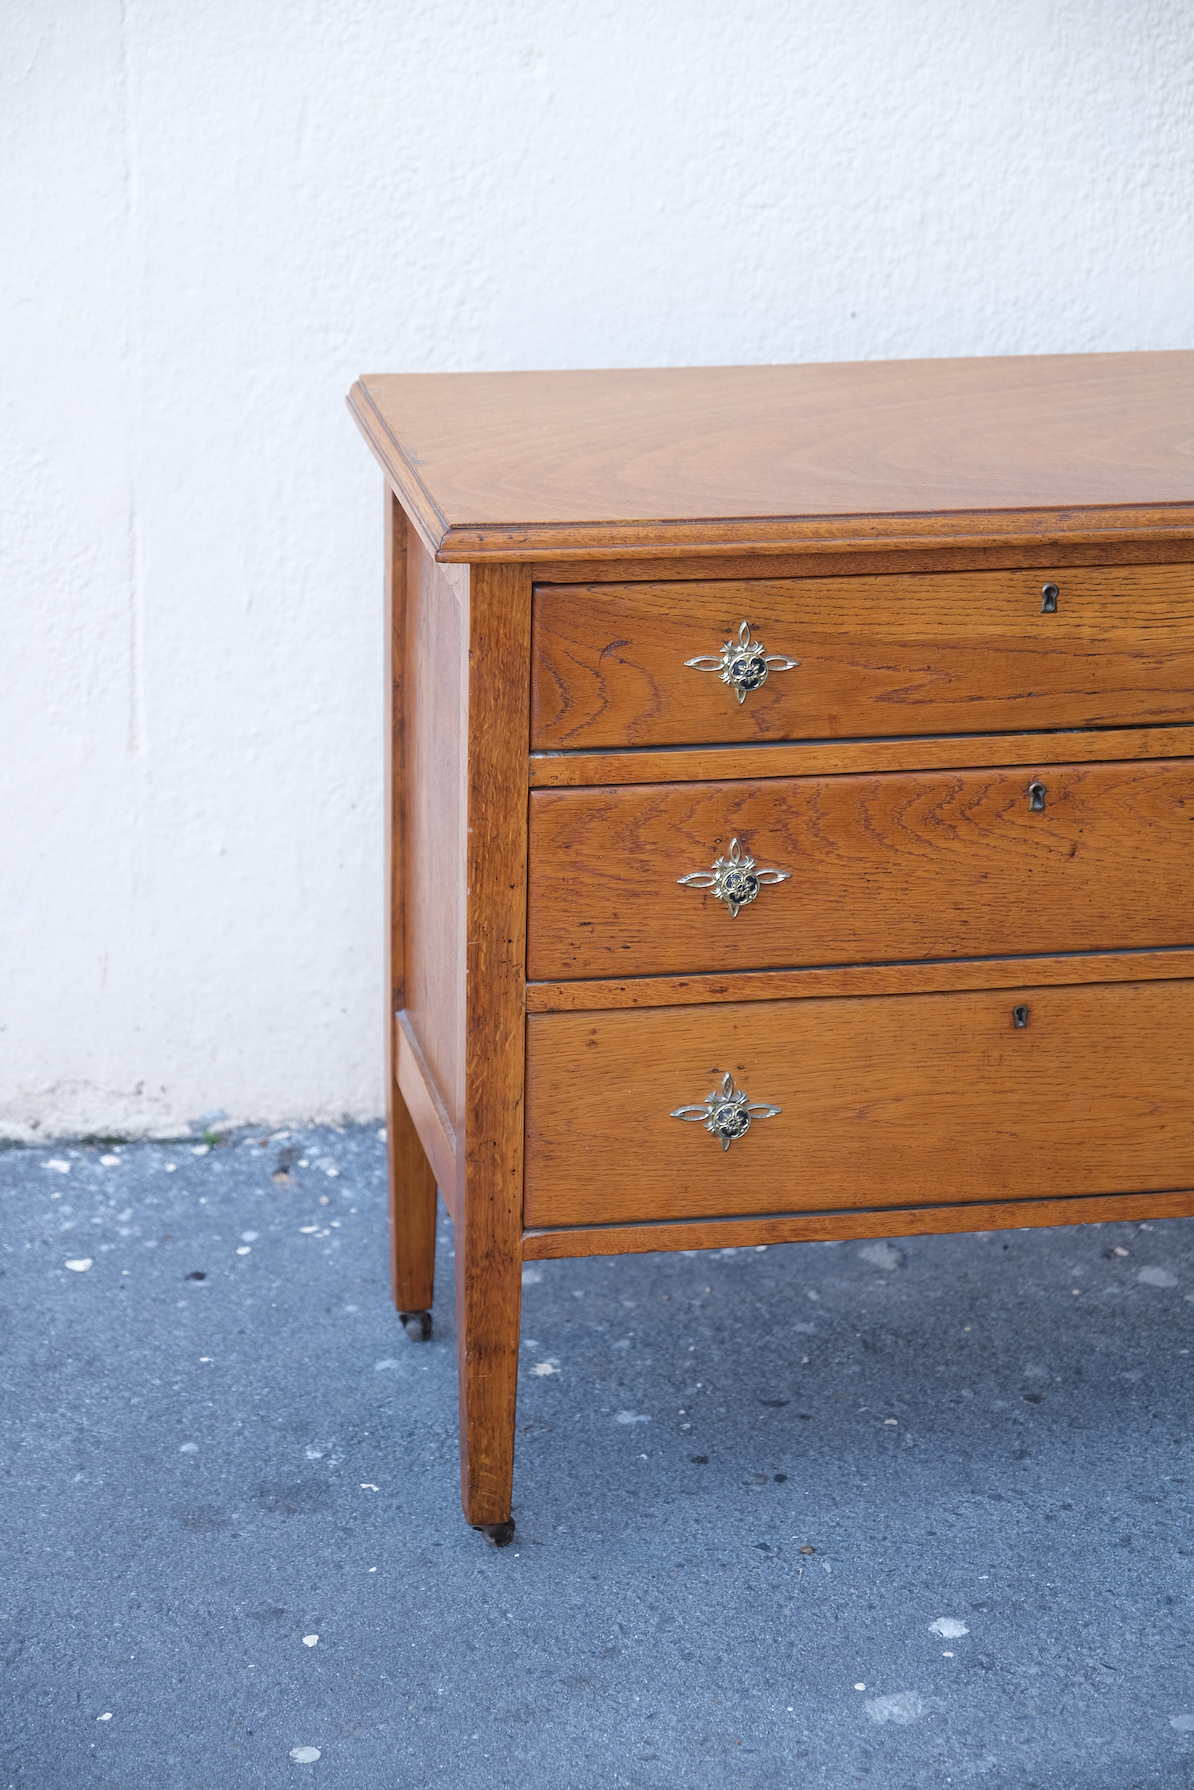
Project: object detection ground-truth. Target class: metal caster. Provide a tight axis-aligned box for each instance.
[400,1309,432,1342]
[475,1518,516,1548]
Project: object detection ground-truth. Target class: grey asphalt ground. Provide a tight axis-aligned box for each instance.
[3,1124,1194,1788]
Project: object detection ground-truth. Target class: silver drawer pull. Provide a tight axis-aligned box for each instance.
[685,619,800,704]
[678,836,790,918]
[671,1071,781,1152]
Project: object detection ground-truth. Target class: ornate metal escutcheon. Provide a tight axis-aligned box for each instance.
[684,619,800,704]
[671,1071,782,1152]
[677,836,791,918]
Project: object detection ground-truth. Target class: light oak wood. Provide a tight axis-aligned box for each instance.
[524,980,1194,1228]
[529,535,1194,587]
[455,561,532,1528]
[349,354,1194,562]
[404,534,467,1136]
[354,355,1194,1535]
[384,491,438,1314]
[528,723,1194,789]
[526,946,1194,1013]
[523,1187,1194,1259]
[532,563,1194,749]
[395,1011,457,1223]
[527,757,1194,981]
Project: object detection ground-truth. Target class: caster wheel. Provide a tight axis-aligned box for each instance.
[475,1518,516,1548]
[400,1309,432,1342]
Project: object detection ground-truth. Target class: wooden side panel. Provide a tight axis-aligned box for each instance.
[456,562,533,1528]
[523,980,1194,1227]
[523,1187,1194,1258]
[527,758,1194,980]
[385,491,438,1313]
[531,562,1194,748]
[405,533,468,1134]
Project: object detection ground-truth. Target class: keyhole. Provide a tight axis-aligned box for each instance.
[1013,1005,1030,1028]
[1040,583,1059,614]
[1028,780,1047,812]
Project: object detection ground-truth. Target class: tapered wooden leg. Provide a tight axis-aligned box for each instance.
[455,561,531,1541]
[387,1071,437,1316]
[456,1225,521,1537]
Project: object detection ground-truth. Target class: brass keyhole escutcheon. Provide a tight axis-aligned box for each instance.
[1041,582,1059,613]
[1013,1005,1030,1029]
[1028,780,1047,812]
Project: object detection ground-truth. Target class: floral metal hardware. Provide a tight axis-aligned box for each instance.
[671,1071,782,1152]
[677,836,791,918]
[684,620,799,704]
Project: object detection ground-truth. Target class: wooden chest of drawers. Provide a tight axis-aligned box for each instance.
[349,352,1194,1542]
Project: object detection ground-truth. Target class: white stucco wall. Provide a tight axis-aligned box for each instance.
[2,1,1191,1137]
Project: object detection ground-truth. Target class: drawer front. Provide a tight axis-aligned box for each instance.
[527,757,1194,980]
[531,563,1194,748]
[523,980,1194,1227]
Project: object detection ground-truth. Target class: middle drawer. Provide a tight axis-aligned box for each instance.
[527,756,1194,980]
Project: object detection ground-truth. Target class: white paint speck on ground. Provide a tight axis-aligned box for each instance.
[179,1442,198,1453]
[532,1362,558,1376]
[853,1683,866,1691]
[1139,1267,1179,1287]
[236,1245,251,1255]
[615,1410,650,1424]
[360,1483,379,1491]
[165,1163,176,1172]
[860,1242,904,1270]
[884,1418,898,1426]
[99,1154,122,1167]
[290,1746,321,1763]
[865,1691,926,1725]
[929,1617,969,1639]
[44,1160,71,1173]
[300,1225,319,1234]
[1170,1714,1194,1731]
[240,1230,258,1242]
[521,1267,544,1285]
[97,1712,113,1722]
[374,1359,406,1374]
[376,1128,386,1140]
[192,1145,209,1156]
[64,1258,92,1272]
[1114,1247,1130,1256]
[302,1634,318,1647]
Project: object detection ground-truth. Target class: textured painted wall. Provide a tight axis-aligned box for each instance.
[2,1,1191,1137]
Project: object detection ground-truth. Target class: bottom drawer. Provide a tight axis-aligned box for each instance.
[523,979,1194,1228]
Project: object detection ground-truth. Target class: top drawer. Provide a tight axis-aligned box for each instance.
[531,563,1194,750]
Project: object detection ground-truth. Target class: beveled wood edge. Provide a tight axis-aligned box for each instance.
[348,384,451,561]
[526,951,1194,1013]
[348,389,1194,563]
[528,726,1194,789]
[522,1187,1194,1259]
[395,1009,458,1219]
[437,512,1194,563]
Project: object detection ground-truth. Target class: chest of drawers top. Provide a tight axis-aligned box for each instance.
[349,351,1194,568]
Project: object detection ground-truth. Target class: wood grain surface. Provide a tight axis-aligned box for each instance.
[523,1187,1194,1259]
[523,980,1194,1227]
[384,491,438,1313]
[528,723,1194,789]
[526,946,1194,1013]
[532,563,1194,749]
[527,757,1194,980]
[348,354,1194,561]
[404,535,468,1135]
[455,561,533,1528]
